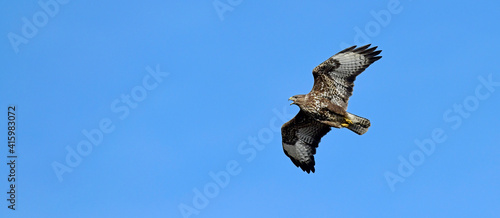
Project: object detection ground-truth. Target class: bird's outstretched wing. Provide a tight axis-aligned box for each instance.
[281,110,331,173]
[311,44,382,109]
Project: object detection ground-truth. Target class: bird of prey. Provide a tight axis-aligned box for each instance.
[281,44,382,173]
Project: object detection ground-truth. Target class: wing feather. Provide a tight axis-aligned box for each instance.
[311,44,382,109]
[281,110,331,173]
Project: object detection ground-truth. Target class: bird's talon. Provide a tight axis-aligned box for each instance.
[344,118,353,124]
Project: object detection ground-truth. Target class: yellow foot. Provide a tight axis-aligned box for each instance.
[344,117,353,124]
[341,117,353,127]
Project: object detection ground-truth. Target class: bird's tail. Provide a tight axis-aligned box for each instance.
[346,113,371,135]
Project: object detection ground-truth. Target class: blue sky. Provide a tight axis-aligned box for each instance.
[1,1,499,217]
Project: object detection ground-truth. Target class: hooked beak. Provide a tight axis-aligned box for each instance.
[288,97,295,105]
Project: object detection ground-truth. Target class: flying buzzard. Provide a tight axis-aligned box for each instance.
[281,44,382,173]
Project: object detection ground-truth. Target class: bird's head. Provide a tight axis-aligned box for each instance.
[288,95,306,106]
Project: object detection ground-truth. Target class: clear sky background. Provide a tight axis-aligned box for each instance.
[1,1,499,217]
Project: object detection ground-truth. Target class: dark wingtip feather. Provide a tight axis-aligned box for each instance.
[353,44,371,52]
[350,44,383,63]
[360,46,377,55]
[293,159,316,174]
[371,56,382,62]
[338,45,382,64]
[301,166,315,174]
[339,45,357,53]
[371,50,382,56]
